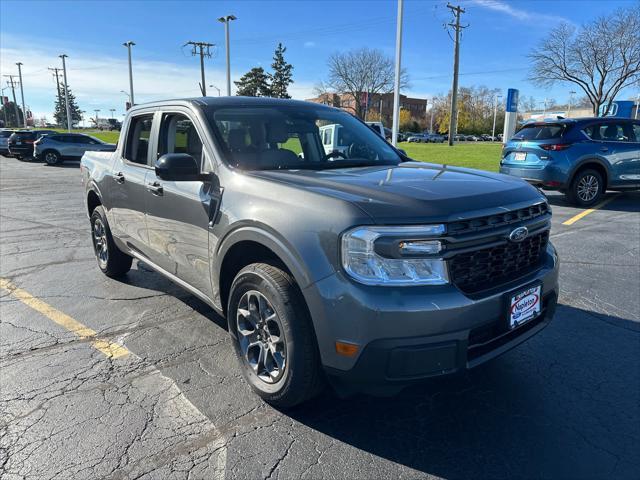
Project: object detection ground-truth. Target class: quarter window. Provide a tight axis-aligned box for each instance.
[125,114,154,165]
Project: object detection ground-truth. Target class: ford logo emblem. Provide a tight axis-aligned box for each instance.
[509,226,529,242]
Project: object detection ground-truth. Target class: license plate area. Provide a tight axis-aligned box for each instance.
[508,284,541,329]
[514,152,527,161]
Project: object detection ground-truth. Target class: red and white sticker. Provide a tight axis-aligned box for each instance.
[510,285,541,328]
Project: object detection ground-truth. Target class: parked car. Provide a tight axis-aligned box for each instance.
[500,117,640,206]
[82,97,558,407]
[34,133,116,165]
[407,133,429,143]
[7,130,57,160]
[426,133,445,143]
[0,130,14,156]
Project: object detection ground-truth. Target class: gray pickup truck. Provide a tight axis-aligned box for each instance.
[81,97,559,407]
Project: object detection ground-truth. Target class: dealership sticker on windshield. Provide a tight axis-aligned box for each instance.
[509,285,541,328]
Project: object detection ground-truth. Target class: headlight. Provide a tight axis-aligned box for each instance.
[341,225,449,286]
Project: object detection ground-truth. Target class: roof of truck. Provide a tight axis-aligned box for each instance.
[128,96,335,112]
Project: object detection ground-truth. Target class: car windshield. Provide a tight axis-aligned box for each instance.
[512,123,567,141]
[207,105,402,171]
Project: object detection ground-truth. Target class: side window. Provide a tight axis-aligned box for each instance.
[124,114,153,165]
[158,113,203,166]
[632,124,640,143]
[323,128,332,145]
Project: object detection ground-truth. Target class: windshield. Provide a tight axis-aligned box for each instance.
[206,105,402,170]
[513,123,567,141]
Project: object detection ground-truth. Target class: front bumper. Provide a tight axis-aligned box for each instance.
[303,243,559,395]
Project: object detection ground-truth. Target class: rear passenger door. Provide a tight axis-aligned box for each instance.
[599,121,640,186]
[108,113,155,255]
[144,110,217,297]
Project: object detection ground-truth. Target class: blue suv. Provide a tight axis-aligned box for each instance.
[500,118,640,206]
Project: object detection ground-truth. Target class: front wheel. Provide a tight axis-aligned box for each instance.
[227,263,324,408]
[90,206,132,277]
[566,169,603,207]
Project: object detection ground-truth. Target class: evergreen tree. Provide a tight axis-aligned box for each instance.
[0,101,24,128]
[268,43,294,99]
[54,84,83,127]
[234,67,271,97]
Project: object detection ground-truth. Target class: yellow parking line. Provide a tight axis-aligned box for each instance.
[562,195,619,226]
[0,278,129,359]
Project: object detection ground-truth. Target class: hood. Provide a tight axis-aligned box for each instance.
[249,162,546,224]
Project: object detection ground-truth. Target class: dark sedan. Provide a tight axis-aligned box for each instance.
[8,130,57,160]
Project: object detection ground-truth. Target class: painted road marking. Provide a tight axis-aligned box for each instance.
[0,278,130,358]
[562,195,619,226]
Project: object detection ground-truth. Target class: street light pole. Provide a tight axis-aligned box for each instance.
[391,0,403,147]
[208,84,221,96]
[492,94,502,139]
[218,15,237,96]
[123,41,135,105]
[110,108,116,119]
[59,54,72,132]
[16,62,27,128]
[568,90,576,117]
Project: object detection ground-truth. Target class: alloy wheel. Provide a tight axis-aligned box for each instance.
[236,290,287,384]
[45,152,58,165]
[92,218,109,268]
[577,175,599,202]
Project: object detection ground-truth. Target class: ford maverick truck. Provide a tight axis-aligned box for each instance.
[81,97,559,407]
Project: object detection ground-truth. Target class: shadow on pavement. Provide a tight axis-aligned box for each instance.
[286,304,639,478]
[545,190,640,213]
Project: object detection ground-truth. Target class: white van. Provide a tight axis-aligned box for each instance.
[318,124,350,156]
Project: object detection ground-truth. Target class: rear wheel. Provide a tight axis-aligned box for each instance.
[90,206,132,277]
[44,150,61,166]
[566,168,603,207]
[227,263,324,408]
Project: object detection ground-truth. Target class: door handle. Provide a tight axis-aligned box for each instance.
[600,146,609,152]
[147,181,163,196]
[113,172,125,184]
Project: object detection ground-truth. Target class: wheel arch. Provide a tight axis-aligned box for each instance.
[568,158,610,188]
[86,187,103,216]
[216,226,315,317]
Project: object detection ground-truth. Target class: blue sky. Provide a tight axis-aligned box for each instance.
[1,0,638,122]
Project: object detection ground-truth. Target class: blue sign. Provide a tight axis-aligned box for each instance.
[506,89,519,113]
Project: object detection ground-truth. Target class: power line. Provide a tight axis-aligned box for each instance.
[184,41,214,96]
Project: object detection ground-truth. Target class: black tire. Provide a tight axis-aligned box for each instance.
[566,168,604,207]
[43,150,62,166]
[227,263,324,408]
[90,206,132,277]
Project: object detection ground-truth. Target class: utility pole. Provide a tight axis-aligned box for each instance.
[48,68,62,115]
[218,15,236,96]
[59,54,72,132]
[16,63,27,128]
[446,3,467,146]
[185,41,214,96]
[123,41,135,105]
[94,109,100,126]
[492,94,502,139]
[3,75,20,127]
[391,0,404,147]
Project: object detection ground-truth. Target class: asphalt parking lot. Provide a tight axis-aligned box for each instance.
[1,156,638,479]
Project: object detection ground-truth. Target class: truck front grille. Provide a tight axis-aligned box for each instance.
[448,203,549,235]
[449,230,549,294]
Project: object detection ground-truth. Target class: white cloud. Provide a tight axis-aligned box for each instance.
[469,0,573,25]
[303,41,316,48]
[0,33,317,120]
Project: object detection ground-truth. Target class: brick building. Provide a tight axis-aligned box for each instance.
[307,92,427,125]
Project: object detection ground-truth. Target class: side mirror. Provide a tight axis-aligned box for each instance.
[155,153,202,181]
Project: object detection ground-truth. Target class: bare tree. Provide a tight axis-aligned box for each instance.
[529,5,640,115]
[326,48,409,118]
